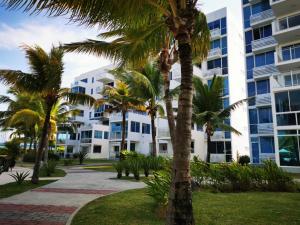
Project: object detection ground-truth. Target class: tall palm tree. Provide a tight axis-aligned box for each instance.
[193,76,245,163]
[0,45,94,183]
[117,63,164,156]
[96,80,144,152]
[1,1,210,223]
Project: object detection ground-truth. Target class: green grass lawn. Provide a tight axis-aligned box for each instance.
[39,168,66,177]
[71,189,300,225]
[0,180,56,199]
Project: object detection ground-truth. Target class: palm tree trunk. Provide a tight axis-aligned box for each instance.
[206,134,211,163]
[43,134,49,165]
[31,105,52,184]
[29,137,33,151]
[120,110,126,158]
[167,41,195,224]
[150,113,157,157]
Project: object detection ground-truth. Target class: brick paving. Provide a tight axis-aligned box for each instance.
[0,167,145,225]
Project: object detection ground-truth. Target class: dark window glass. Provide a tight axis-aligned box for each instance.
[223,77,229,96]
[216,142,225,154]
[93,145,102,153]
[250,125,258,134]
[248,97,255,106]
[266,51,275,64]
[256,79,270,94]
[252,143,259,163]
[130,121,140,133]
[246,56,254,79]
[243,6,251,28]
[251,1,270,15]
[277,113,296,126]
[278,130,297,135]
[298,113,300,125]
[243,0,249,4]
[275,92,290,112]
[260,137,275,153]
[279,136,300,166]
[258,107,272,123]
[288,13,300,28]
[245,31,253,53]
[221,37,227,55]
[248,82,256,97]
[249,109,258,124]
[290,90,300,111]
[104,131,109,139]
[255,53,265,67]
[130,143,136,151]
[221,17,227,35]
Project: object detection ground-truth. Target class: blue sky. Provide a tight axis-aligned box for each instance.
[0,0,242,92]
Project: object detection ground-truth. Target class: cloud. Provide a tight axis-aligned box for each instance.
[0,20,112,86]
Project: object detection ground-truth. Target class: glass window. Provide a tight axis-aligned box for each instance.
[246,56,254,79]
[252,143,260,163]
[256,79,270,94]
[288,13,300,29]
[104,131,109,139]
[223,98,229,109]
[130,143,136,151]
[290,90,300,111]
[251,1,270,15]
[142,123,151,134]
[243,6,251,28]
[245,31,252,53]
[249,109,258,124]
[94,131,102,139]
[216,142,225,154]
[221,17,227,35]
[255,51,274,67]
[298,113,300,125]
[93,145,102,153]
[278,136,300,166]
[130,121,140,133]
[258,107,272,123]
[260,137,275,153]
[275,92,290,112]
[81,130,92,139]
[223,77,229,96]
[80,78,88,83]
[221,37,227,55]
[243,0,249,4]
[92,77,94,83]
[247,82,256,97]
[277,113,296,126]
[191,141,195,153]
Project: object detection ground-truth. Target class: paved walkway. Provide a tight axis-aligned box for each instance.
[0,166,145,225]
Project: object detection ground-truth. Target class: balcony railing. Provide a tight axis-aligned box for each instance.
[207,48,222,60]
[250,9,275,27]
[257,123,274,135]
[80,138,92,144]
[273,70,300,88]
[253,64,279,79]
[210,28,221,40]
[256,93,272,107]
[203,67,222,78]
[110,132,127,140]
[252,36,277,53]
[157,129,170,138]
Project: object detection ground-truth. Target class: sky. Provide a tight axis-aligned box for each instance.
[0,0,242,94]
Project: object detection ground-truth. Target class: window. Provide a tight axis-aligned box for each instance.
[251,1,270,15]
[223,98,229,109]
[71,86,85,94]
[81,130,92,139]
[221,37,227,55]
[89,112,92,119]
[247,82,256,97]
[249,109,258,134]
[80,78,88,83]
[207,58,221,70]
[159,143,168,153]
[253,24,272,40]
[277,114,296,126]
[221,17,227,35]
[258,107,272,123]
[282,43,300,61]
[142,123,151,134]
[191,141,195,153]
[279,13,300,31]
[93,145,102,153]
[243,6,251,28]
[104,131,109,139]
[196,124,203,131]
[94,131,103,139]
[260,137,275,153]
[91,88,93,95]
[223,77,229,96]
[243,0,249,4]
[252,143,260,163]
[278,135,300,166]
[210,39,220,49]
[246,56,254,79]
[67,146,73,153]
[245,31,253,53]
[290,90,300,111]
[255,51,274,67]
[130,121,140,133]
[275,92,290,112]
[92,77,94,83]
[256,79,270,94]
[70,133,77,140]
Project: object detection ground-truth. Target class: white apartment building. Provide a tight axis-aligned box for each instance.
[57,7,249,162]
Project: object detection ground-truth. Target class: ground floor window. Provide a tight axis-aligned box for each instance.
[93,145,102,153]
[67,146,73,153]
[209,141,232,162]
[191,141,195,153]
[159,143,168,153]
[130,143,136,151]
[278,130,300,166]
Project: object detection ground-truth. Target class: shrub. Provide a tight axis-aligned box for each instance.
[78,150,88,165]
[4,139,21,158]
[123,160,130,176]
[73,153,79,159]
[7,157,16,171]
[262,160,294,191]
[40,160,57,177]
[128,158,141,180]
[9,171,30,184]
[0,148,9,156]
[238,155,250,165]
[144,170,171,207]
[191,157,209,187]
[63,159,73,166]
[23,151,36,163]
[48,151,60,161]
[150,156,167,171]
[0,157,9,172]
[113,162,123,178]
[142,156,152,177]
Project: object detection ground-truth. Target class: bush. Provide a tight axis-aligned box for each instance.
[40,160,57,177]
[238,155,250,165]
[4,140,21,158]
[128,158,141,180]
[123,160,130,176]
[0,148,9,156]
[73,153,79,159]
[9,171,30,184]
[0,157,9,174]
[23,151,36,163]
[63,159,73,166]
[191,157,209,186]
[113,162,123,178]
[48,151,60,161]
[142,156,152,177]
[78,150,88,165]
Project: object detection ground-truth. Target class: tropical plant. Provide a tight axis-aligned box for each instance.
[1,1,210,223]
[40,160,57,176]
[238,155,250,165]
[95,80,145,152]
[78,149,88,165]
[113,161,123,179]
[0,45,95,184]
[128,158,141,180]
[116,63,164,156]
[9,171,30,184]
[193,75,245,163]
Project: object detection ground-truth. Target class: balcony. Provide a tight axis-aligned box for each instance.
[256,93,272,107]
[272,13,300,44]
[250,9,275,28]
[275,49,300,72]
[97,73,114,84]
[270,0,300,17]
[252,36,277,54]
[80,138,92,144]
[253,64,279,80]
[110,132,127,140]
[257,123,274,135]
[272,70,300,89]
[157,129,170,139]
[203,67,222,79]
[210,28,221,40]
[207,48,222,60]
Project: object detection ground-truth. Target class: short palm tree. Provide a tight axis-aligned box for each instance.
[0,45,94,183]
[193,76,245,163]
[117,63,164,156]
[95,80,144,152]
[1,1,211,223]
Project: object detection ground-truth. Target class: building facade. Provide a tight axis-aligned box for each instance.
[242,0,300,171]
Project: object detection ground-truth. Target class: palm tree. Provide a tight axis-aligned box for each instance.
[117,63,164,156]
[193,76,245,163]
[1,1,210,223]
[0,45,94,183]
[96,80,144,153]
